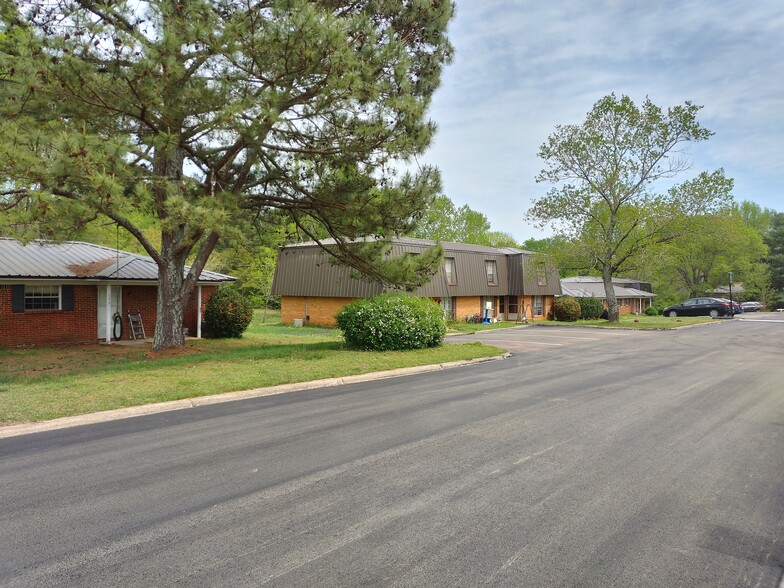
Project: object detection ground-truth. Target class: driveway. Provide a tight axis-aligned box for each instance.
[449,324,638,352]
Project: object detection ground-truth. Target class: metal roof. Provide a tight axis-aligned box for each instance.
[272,238,562,298]
[0,238,235,283]
[560,277,656,299]
[283,236,533,256]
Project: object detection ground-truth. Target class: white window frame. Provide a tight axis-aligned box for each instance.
[444,257,457,285]
[485,260,498,286]
[533,295,543,316]
[439,297,454,320]
[24,285,61,311]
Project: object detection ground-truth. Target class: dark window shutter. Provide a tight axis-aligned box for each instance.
[61,285,74,311]
[11,285,25,312]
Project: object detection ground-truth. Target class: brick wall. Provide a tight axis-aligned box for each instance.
[0,284,98,346]
[455,296,482,321]
[521,295,554,320]
[603,298,651,314]
[121,285,157,341]
[281,296,355,327]
[0,283,218,347]
[281,294,546,327]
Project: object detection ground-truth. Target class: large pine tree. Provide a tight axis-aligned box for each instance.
[1,1,453,349]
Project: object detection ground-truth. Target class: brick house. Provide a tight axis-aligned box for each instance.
[271,238,562,326]
[0,238,235,347]
[559,276,656,314]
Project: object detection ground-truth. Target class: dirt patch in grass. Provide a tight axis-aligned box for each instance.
[1,342,205,378]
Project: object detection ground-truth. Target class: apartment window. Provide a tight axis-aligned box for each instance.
[439,297,455,320]
[536,262,547,287]
[485,260,498,286]
[24,285,60,310]
[499,296,505,315]
[533,295,543,316]
[444,257,457,285]
[508,296,519,315]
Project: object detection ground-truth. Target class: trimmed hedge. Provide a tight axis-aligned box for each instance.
[644,306,659,316]
[577,297,604,320]
[552,295,581,322]
[203,287,254,338]
[335,293,446,351]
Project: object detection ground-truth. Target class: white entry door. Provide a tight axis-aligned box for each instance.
[97,286,122,340]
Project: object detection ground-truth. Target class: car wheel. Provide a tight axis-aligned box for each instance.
[709,309,719,318]
[668,310,677,318]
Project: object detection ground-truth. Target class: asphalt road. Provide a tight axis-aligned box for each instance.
[2,319,783,587]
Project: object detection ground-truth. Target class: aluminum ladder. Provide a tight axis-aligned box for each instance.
[128,311,146,340]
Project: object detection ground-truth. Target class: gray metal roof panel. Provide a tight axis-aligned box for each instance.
[0,238,235,282]
[560,280,655,299]
[283,237,533,257]
[272,239,562,298]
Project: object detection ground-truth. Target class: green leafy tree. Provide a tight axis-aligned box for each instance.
[485,231,523,249]
[521,234,584,277]
[765,212,784,305]
[410,195,491,244]
[527,94,731,321]
[735,200,776,236]
[652,211,767,298]
[1,0,454,350]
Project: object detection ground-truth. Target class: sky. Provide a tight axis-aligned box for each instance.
[420,0,784,243]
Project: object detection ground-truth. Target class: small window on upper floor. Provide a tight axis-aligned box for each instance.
[444,257,457,285]
[536,262,547,287]
[485,260,498,286]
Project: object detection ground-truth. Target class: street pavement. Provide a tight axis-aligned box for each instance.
[1,319,783,586]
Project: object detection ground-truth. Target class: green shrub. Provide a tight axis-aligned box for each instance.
[335,293,446,351]
[644,306,659,316]
[552,295,581,322]
[577,297,604,320]
[203,287,254,338]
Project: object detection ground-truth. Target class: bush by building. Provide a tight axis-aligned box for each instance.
[335,293,446,351]
[203,287,254,338]
[577,297,604,320]
[552,295,581,322]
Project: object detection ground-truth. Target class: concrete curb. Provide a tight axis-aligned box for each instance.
[0,352,511,439]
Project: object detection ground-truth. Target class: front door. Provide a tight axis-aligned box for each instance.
[507,296,519,321]
[97,286,122,340]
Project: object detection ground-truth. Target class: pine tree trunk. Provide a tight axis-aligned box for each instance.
[153,238,187,351]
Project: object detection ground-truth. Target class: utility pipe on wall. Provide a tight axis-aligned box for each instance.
[104,284,112,343]
[197,285,202,338]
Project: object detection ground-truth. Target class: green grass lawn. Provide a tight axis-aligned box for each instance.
[0,310,503,425]
[539,313,716,329]
[447,313,715,332]
[447,320,528,334]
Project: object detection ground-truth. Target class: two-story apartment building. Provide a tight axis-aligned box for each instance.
[271,238,562,326]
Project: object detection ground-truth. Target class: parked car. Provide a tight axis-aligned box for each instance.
[716,298,743,314]
[662,297,733,318]
[741,301,766,312]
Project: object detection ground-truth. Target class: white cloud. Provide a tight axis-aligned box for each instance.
[424,0,784,241]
